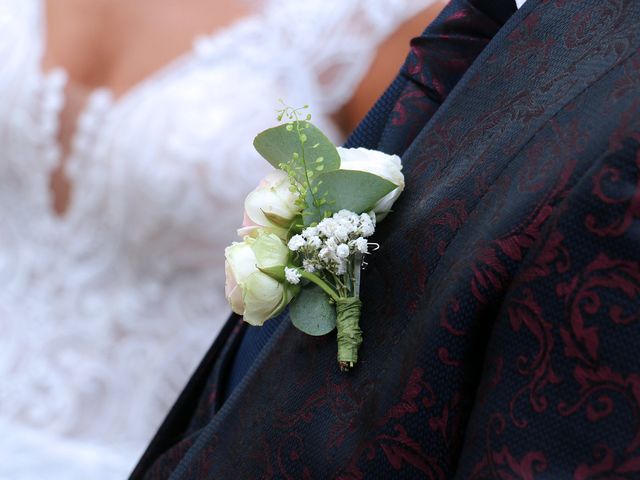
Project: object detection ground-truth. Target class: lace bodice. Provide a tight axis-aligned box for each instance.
[0,0,437,478]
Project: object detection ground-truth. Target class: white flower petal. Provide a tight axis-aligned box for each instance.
[225,241,258,284]
[285,267,302,285]
[243,170,299,232]
[242,272,284,326]
[252,233,289,268]
[336,244,350,258]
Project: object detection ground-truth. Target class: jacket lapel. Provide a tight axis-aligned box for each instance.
[382,0,637,263]
[133,0,640,477]
[130,314,244,478]
[132,3,521,474]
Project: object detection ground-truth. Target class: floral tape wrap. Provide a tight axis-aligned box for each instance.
[336,297,363,370]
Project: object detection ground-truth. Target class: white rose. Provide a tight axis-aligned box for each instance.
[224,233,298,326]
[337,147,404,221]
[238,170,300,239]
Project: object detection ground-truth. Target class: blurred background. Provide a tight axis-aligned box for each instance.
[0,0,446,478]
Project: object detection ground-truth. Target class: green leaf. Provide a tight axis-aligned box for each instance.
[258,265,286,283]
[302,170,396,225]
[253,121,340,187]
[287,214,304,238]
[290,285,336,336]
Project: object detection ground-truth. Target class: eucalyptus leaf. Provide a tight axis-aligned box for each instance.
[290,284,336,336]
[287,214,304,238]
[253,121,340,188]
[303,170,396,225]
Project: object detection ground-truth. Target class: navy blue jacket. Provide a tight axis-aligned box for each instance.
[132,0,640,477]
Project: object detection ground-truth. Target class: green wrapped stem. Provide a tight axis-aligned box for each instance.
[336,297,363,371]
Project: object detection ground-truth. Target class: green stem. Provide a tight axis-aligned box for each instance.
[331,273,348,298]
[336,297,363,371]
[299,270,340,303]
[294,120,318,207]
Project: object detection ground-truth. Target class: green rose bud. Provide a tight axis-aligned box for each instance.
[224,232,298,326]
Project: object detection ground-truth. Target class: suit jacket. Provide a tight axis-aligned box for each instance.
[132,0,640,478]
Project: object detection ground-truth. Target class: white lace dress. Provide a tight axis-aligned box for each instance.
[0,0,437,478]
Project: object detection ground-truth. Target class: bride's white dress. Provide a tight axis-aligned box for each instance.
[0,0,436,478]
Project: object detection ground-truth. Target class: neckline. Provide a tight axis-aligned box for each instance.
[33,0,262,222]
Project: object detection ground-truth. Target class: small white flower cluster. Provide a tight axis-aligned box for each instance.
[284,267,302,285]
[287,210,375,279]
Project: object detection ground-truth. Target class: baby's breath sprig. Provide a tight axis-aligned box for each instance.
[275,102,327,215]
[286,210,377,370]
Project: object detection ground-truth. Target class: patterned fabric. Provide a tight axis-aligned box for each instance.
[225,0,517,408]
[0,0,435,478]
[132,0,640,478]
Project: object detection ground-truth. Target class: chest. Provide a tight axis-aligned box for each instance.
[41,0,252,97]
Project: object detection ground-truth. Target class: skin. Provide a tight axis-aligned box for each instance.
[42,0,444,216]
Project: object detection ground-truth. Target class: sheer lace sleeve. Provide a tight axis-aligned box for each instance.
[263,0,442,114]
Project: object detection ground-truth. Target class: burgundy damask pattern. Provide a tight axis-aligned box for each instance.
[132,1,640,478]
[459,139,640,479]
[385,0,508,156]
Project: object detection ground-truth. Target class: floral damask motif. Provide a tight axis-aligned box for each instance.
[471,212,570,430]
[557,365,640,434]
[468,132,579,305]
[469,414,548,480]
[551,255,640,469]
[429,393,462,450]
[563,1,621,50]
[376,425,446,479]
[276,433,311,480]
[586,147,640,237]
[337,425,446,480]
[439,299,466,336]
[519,231,571,283]
[575,444,640,480]
[335,368,443,479]
[375,368,437,426]
[611,59,640,104]
[471,205,555,305]
[557,254,640,364]
[389,85,440,151]
[403,198,469,313]
[275,374,376,450]
[494,12,553,82]
[506,289,561,428]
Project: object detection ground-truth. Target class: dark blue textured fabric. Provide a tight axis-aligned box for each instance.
[223,311,285,398]
[131,0,522,476]
[222,0,514,404]
[131,1,640,478]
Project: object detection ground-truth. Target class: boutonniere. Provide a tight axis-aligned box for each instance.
[224,105,404,371]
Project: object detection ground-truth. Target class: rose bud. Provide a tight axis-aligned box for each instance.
[224,232,298,326]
